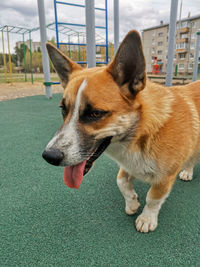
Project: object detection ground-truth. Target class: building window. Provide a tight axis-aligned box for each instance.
[188,63,193,69]
[152,47,155,53]
[176,43,187,49]
[179,53,186,59]
[180,21,191,28]
[181,21,188,28]
[158,32,163,37]
[180,43,186,49]
[158,50,162,55]
[152,39,155,45]
[191,33,195,39]
[158,41,163,46]
[179,63,184,69]
[190,42,195,49]
[192,21,197,28]
[152,30,155,36]
[190,53,194,59]
[181,33,188,38]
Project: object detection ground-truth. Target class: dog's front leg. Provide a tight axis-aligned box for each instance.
[136,173,177,233]
[117,168,140,215]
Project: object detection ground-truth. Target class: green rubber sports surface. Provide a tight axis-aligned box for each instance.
[1,94,200,266]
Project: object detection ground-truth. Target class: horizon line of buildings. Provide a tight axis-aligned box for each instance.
[142,14,200,75]
[15,14,200,75]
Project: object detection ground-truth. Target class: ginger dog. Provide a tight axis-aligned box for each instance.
[42,30,200,233]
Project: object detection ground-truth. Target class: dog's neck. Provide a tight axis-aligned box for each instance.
[130,81,174,151]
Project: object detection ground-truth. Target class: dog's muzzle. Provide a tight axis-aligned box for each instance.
[42,148,64,166]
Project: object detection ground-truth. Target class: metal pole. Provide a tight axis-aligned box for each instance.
[78,33,81,61]
[165,0,178,86]
[23,33,27,82]
[29,31,34,84]
[192,29,200,81]
[68,35,71,58]
[6,26,13,84]
[37,0,52,98]
[174,64,178,76]
[2,30,7,82]
[85,0,96,67]
[114,0,119,55]
[54,0,60,48]
[105,0,109,63]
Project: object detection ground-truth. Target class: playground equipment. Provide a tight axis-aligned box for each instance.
[85,0,96,67]
[0,25,34,84]
[37,0,52,98]
[192,29,200,81]
[156,0,199,85]
[166,0,178,86]
[37,0,119,98]
[53,0,109,65]
[0,21,109,86]
[46,23,109,63]
[152,57,163,74]
[114,0,119,54]
[0,0,119,97]
[1,28,7,82]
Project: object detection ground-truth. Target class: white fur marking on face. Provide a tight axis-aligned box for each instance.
[71,79,87,121]
[46,79,87,165]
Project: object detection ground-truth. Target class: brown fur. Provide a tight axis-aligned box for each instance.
[115,79,200,200]
[61,65,200,200]
[45,31,200,232]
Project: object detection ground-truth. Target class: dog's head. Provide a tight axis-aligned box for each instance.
[42,30,146,189]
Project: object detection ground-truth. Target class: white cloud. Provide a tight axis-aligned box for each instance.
[0,0,199,52]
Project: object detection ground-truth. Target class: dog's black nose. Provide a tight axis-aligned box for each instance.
[42,149,64,166]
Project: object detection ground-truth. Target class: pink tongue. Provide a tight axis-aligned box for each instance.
[64,160,87,189]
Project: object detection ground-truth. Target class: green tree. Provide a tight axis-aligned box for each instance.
[48,37,56,46]
[6,61,15,73]
[0,53,9,66]
[11,54,17,66]
[14,44,28,65]
[32,51,43,72]
[23,50,43,72]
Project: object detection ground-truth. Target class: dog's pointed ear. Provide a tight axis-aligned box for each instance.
[107,30,146,97]
[46,43,82,88]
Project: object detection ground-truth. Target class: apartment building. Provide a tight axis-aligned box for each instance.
[142,15,200,74]
[16,40,42,52]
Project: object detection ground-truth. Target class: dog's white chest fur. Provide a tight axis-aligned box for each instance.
[106,142,159,183]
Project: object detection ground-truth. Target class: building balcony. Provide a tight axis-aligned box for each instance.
[176,48,187,53]
[179,27,190,33]
[177,38,188,43]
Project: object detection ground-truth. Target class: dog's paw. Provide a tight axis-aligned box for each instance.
[179,169,193,181]
[135,211,158,233]
[125,197,140,215]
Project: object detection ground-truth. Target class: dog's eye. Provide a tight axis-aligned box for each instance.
[59,104,68,118]
[80,108,108,123]
[90,110,104,119]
